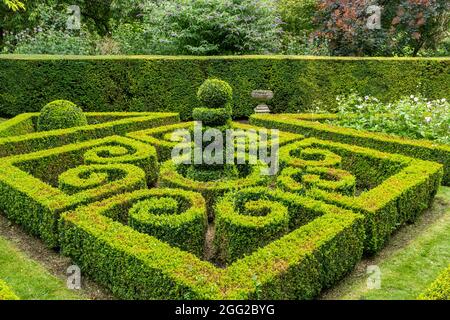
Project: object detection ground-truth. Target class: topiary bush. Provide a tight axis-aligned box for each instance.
[37,100,88,132]
[194,78,233,127]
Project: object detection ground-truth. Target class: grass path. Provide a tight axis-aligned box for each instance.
[322,186,450,300]
[0,236,83,300]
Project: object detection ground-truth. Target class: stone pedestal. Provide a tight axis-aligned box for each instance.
[252,90,273,114]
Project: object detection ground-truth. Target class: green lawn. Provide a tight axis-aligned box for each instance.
[322,186,450,300]
[0,236,84,300]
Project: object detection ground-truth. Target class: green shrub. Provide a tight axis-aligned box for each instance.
[250,113,450,186]
[192,108,231,127]
[159,158,268,216]
[419,265,450,300]
[215,192,290,264]
[128,189,207,256]
[197,79,233,109]
[331,93,450,144]
[59,187,365,299]
[275,137,443,253]
[0,136,155,247]
[1,56,448,119]
[0,279,19,300]
[277,166,356,196]
[0,112,179,157]
[277,0,317,33]
[37,100,88,132]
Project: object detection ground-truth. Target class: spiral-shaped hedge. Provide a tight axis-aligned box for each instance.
[83,142,159,185]
[58,164,147,196]
[277,166,356,196]
[215,190,289,264]
[128,189,207,256]
[280,141,342,169]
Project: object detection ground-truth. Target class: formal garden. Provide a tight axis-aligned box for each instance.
[0,0,449,302]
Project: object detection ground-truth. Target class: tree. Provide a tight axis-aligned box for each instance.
[315,0,450,56]
[2,0,25,11]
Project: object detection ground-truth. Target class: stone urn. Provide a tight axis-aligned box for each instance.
[252,90,273,114]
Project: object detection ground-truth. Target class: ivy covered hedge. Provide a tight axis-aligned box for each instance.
[419,265,450,300]
[0,279,19,300]
[1,55,448,119]
[251,114,450,186]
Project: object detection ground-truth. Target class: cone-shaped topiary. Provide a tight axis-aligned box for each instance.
[37,100,88,132]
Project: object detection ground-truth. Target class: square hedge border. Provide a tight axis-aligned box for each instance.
[0,112,179,157]
[0,135,157,247]
[250,114,450,186]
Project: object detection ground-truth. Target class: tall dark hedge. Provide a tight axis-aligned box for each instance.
[0,55,449,120]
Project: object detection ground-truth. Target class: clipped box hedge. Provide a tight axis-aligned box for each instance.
[419,265,450,300]
[277,137,443,253]
[1,55,448,119]
[250,114,450,186]
[0,112,179,157]
[59,187,365,299]
[0,135,156,247]
[0,279,18,300]
[127,121,303,162]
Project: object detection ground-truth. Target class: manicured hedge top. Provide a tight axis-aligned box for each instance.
[1,55,448,119]
[419,265,450,300]
[0,279,18,300]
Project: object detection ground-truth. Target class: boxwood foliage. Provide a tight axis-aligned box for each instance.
[159,158,269,216]
[37,100,88,132]
[0,112,179,157]
[250,113,450,186]
[277,166,356,196]
[128,189,207,256]
[214,187,352,264]
[1,56,448,119]
[277,138,443,253]
[59,187,364,299]
[0,279,19,300]
[0,136,156,247]
[127,121,303,162]
[418,265,450,300]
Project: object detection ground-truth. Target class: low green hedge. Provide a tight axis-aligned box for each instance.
[127,121,303,162]
[277,166,356,196]
[128,189,207,257]
[0,112,179,157]
[277,138,443,253]
[159,159,269,216]
[1,55,448,119]
[215,191,290,264]
[0,136,155,247]
[59,187,364,299]
[419,265,450,300]
[0,279,19,300]
[250,114,450,186]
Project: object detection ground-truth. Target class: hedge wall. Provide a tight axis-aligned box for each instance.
[1,55,449,120]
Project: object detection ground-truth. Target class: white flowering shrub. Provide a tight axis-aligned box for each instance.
[113,0,283,55]
[331,93,450,144]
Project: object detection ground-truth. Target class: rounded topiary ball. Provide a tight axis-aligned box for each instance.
[37,100,88,131]
[197,79,233,109]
